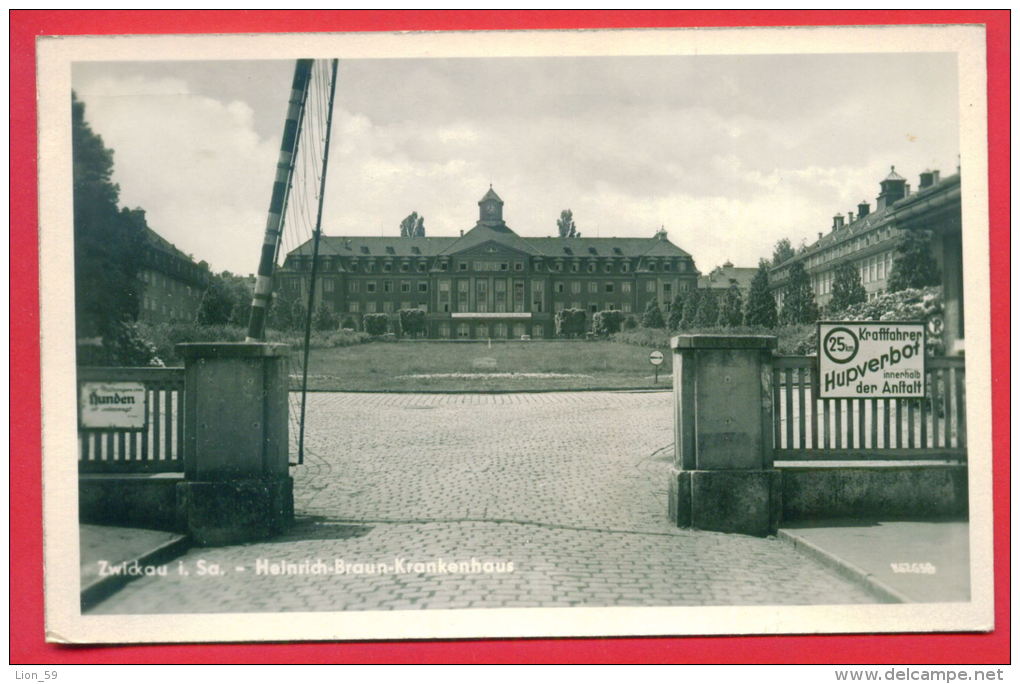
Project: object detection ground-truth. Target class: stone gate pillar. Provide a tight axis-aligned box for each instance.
[175,342,293,545]
[668,335,780,537]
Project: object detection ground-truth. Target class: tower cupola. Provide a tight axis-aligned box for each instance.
[877,166,908,210]
[478,186,505,225]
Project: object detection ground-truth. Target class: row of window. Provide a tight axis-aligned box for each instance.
[806,227,896,269]
[437,322,545,340]
[326,278,684,296]
[812,251,896,296]
[292,258,690,274]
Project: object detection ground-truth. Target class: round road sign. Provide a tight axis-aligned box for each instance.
[649,350,664,366]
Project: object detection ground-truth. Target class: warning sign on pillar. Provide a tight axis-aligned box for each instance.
[817,321,926,399]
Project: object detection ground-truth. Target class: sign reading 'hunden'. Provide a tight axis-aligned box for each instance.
[817,322,926,399]
[79,382,147,429]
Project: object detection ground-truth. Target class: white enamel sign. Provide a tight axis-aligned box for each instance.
[79,382,147,429]
[818,322,926,399]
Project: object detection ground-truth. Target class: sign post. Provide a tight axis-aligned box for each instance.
[649,349,664,384]
[817,321,926,398]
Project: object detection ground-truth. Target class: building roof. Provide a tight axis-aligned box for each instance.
[479,187,503,203]
[287,231,693,260]
[883,166,907,182]
[699,264,757,291]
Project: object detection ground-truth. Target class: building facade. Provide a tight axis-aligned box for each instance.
[277,188,699,338]
[770,167,958,312]
[698,261,757,295]
[138,227,212,324]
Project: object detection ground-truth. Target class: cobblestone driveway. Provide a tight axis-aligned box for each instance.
[90,391,876,614]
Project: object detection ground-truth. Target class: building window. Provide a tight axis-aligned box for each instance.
[621,282,631,294]
[383,263,392,272]
[604,264,612,273]
[348,302,360,313]
[555,263,564,272]
[646,280,656,293]
[417,281,428,293]
[571,281,581,294]
[440,262,449,271]
[459,262,468,271]
[401,301,411,310]
[398,262,408,272]
[457,280,469,312]
[663,283,672,295]
[605,283,614,293]
[571,301,581,310]
[515,262,524,271]
[365,301,376,313]
[664,262,672,271]
[570,263,579,273]
[476,280,489,313]
[588,303,598,314]
[401,281,411,293]
[417,262,427,272]
[322,278,335,293]
[622,263,630,273]
[648,263,657,272]
[622,302,632,312]
[457,323,470,339]
[531,281,544,312]
[366,281,376,293]
[384,280,393,293]
[532,324,544,339]
[588,281,598,294]
[587,263,596,273]
[513,281,525,312]
[555,282,565,294]
[383,301,393,313]
[348,281,360,293]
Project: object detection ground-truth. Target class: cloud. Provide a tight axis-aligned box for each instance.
[74,75,280,274]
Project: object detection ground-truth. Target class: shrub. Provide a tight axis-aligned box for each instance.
[398,308,427,338]
[77,321,163,367]
[827,286,944,355]
[623,315,638,330]
[592,310,625,336]
[313,302,340,331]
[363,313,389,336]
[555,308,586,338]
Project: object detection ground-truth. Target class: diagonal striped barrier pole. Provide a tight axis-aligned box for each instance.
[246,58,313,342]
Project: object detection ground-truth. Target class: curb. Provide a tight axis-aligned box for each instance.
[777,529,911,604]
[80,535,191,612]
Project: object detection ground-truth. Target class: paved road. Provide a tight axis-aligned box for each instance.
[90,391,876,614]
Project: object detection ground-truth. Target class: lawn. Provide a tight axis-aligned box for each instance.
[297,340,673,391]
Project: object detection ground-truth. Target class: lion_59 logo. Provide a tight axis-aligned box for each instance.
[821,326,859,364]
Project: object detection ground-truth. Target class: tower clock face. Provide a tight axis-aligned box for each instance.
[486,203,498,217]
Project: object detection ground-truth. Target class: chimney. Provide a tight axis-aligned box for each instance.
[832,214,844,232]
[919,169,935,189]
[459,229,464,236]
[848,211,855,223]
[858,201,870,218]
[933,170,940,184]
[817,232,823,241]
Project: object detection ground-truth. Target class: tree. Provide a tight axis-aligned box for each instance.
[72,92,147,343]
[779,261,819,324]
[716,284,744,327]
[313,302,340,331]
[557,209,577,238]
[887,230,940,293]
[197,271,253,327]
[268,287,301,331]
[641,300,666,329]
[772,237,796,267]
[679,288,702,330]
[829,261,868,313]
[744,261,777,328]
[692,290,719,327]
[400,211,425,238]
[666,292,686,331]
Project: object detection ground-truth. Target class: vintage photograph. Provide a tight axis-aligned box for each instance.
[39,25,993,643]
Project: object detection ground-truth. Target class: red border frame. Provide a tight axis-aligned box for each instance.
[10,10,1009,664]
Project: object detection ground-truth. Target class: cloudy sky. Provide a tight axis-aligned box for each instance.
[72,52,959,275]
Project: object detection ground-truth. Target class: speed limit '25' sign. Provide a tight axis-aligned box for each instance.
[817,322,926,399]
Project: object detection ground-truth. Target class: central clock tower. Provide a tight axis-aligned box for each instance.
[478,186,505,225]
